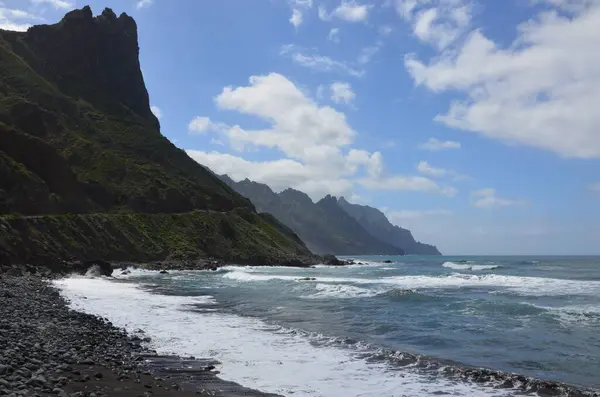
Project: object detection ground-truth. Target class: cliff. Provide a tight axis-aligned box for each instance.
[337,197,441,255]
[0,7,314,266]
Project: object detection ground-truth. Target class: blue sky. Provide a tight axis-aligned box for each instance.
[4,0,600,255]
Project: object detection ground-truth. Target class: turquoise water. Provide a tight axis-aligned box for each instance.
[83,256,600,395]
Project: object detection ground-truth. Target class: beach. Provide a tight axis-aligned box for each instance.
[0,268,278,397]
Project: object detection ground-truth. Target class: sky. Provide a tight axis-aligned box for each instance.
[3,0,600,255]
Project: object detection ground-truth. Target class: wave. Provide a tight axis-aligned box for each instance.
[224,269,600,297]
[529,304,600,326]
[302,284,379,299]
[443,261,500,271]
[53,276,521,397]
[53,276,598,397]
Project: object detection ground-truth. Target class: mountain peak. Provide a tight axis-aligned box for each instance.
[319,194,338,204]
[100,7,117,20]
[22,6,155,127]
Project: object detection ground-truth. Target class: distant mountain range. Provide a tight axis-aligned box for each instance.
[219,176,441,256]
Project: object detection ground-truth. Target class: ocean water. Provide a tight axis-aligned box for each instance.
[54,256,600,397]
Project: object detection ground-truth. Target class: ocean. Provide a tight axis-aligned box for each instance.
[54,256,600,396]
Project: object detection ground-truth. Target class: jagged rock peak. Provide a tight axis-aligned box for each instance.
[22,6,155,127]
[58,6,135,31]
[319,194,338,203]
[280,188,314,203]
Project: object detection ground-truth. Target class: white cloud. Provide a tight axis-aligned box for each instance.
[357,43,382,65]
[188,116,216,134]
[471,188,525,208]
[406,3,600,158]
[0,6,43,31]
[290,9,303,27]
[379,25,393,36]
[349,193,370,204]
[416,160,448,177]
[150,105,162,119]
[186,73,444,200]
[532,0,596,12]
[213,74,355,155]
[30,0,73,9]
[136,0,153,9]
[416,160,470,180]
[332,1,371,22]
[418,137,461,151]
[291,0,314,7]
[318,5,331,20]
[187,150,355,199]
[328,27,340,43]
[394,0,421,18]
[330,81,356,104]
[396,0,472,49]
[360,175,457,197]
[280,44,364,77]
[0,20,30,31]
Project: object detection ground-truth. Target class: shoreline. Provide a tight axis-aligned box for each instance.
[0,270,280,397]
[3,265,599,397]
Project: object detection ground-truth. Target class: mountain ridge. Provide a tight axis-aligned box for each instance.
[337,197,441,255]
[219,176,404,255]
[220,175,441,255]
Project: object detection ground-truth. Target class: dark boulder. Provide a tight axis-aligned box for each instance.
[323,254,345,266]
[159,270,169,274]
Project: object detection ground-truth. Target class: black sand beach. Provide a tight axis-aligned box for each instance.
[0,267,279,397]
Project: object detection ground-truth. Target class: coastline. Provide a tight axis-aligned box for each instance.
[3,264,599,397]
[0,270,280,397]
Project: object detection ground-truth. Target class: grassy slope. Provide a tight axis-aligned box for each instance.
[0,210,312,265]
[0,7,314,265]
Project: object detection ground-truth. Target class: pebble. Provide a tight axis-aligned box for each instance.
[0,274,165,396]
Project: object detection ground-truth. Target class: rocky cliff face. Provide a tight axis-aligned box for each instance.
[220,176,405,255]
[0,6,252,215]
[0,7,314,265]
[337,197,441,255]
[15,7,157,127]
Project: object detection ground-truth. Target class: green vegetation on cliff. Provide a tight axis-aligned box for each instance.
[0,6,314,265]
[0,210,310,265]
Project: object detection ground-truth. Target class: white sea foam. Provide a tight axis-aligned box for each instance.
[223,269,600,297]
[54,276,513,397]
[303,283,379,299]
[443,261,500,271]
[381,274,600,296]
[530,303,600,326]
